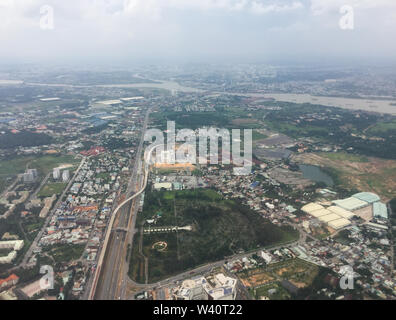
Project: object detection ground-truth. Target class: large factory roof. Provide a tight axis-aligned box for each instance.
[309,208,332,218]
[328,218,352,230]
[327,206,355,219]
[318,213,342,223]
[373,202,388,219]
[333,197,369,211]
[352,192,380,204]
[301,203,324,214]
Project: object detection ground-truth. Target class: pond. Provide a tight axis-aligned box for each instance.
[299,164,334,187]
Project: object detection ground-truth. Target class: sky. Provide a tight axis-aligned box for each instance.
[0,0,395,65]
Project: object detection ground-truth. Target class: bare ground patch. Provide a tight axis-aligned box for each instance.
[292,152,396,201]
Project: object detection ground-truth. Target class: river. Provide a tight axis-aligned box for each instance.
[2,78,396,114]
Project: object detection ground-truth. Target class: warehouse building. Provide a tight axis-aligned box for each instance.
[303,192,386,230]
[301,203,324,214]
[309,208,332,218]
[332,197,369,212]
[327,206,355,219]
[318,213,342,223]
[352,192,380,204]
[328,218,352,230]
[302,202,353,230]
[373,202,388,220]
[333,196,374,222]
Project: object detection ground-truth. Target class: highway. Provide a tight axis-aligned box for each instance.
[89,130,305,300]
[88,109,310,300]
[90,109,159,300]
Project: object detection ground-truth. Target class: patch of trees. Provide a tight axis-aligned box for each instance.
[163,111,230,130]
[390,199,396,218]
[103,137,135,150]
[0,131,53,149]
[266,104,396,159]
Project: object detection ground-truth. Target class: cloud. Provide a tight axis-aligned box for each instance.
[310,0,396,15]
[0,0,394,64]
[250,1,303,15]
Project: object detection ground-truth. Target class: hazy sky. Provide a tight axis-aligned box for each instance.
[0,0,395,65]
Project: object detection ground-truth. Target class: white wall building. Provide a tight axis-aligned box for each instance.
[62,170,70,182]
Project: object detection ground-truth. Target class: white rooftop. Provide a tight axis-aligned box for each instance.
[327,206,355,219]
[333,197,369,211]
[328,218,352,230]
[318,213,342,223]
[301,203,324,213]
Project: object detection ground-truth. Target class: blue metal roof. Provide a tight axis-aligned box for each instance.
[373,202,388,219]
[250,181,260,188]
[352,192,380,204]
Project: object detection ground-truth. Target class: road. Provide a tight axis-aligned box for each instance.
[126,240,300,298]
[387,203,394,274]
[0,175,21,199]
[90,109,155,300]
[20,157,87,268]
[89,109,309,300]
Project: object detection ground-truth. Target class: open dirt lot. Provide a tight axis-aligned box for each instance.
[292,152,396,201]
[240,270,275,288]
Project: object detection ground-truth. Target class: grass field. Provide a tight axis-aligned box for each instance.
[252,130,269,141]
[368,120,396,135]
[29,155,80,175]
[38,182,67,197]
[0,154,79,177]
[46,244,85,264]
[0,154,79,193]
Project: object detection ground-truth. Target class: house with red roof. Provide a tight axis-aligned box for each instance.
[0,274,19,291]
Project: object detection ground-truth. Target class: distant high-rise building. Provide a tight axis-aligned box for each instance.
[23,169,38,183]
[53,168,61,180]
[62,170,70,182]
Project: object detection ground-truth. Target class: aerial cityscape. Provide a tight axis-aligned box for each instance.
[0,0,396,306]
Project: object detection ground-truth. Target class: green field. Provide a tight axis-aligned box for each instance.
[38,183,67,197]
[0,154,79,176]
[29,155,80,175]
[368,120,396,135]
[45,244,85,264]
[0,154,79,193]
[129,189,299,283]
[252,130,269,141]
